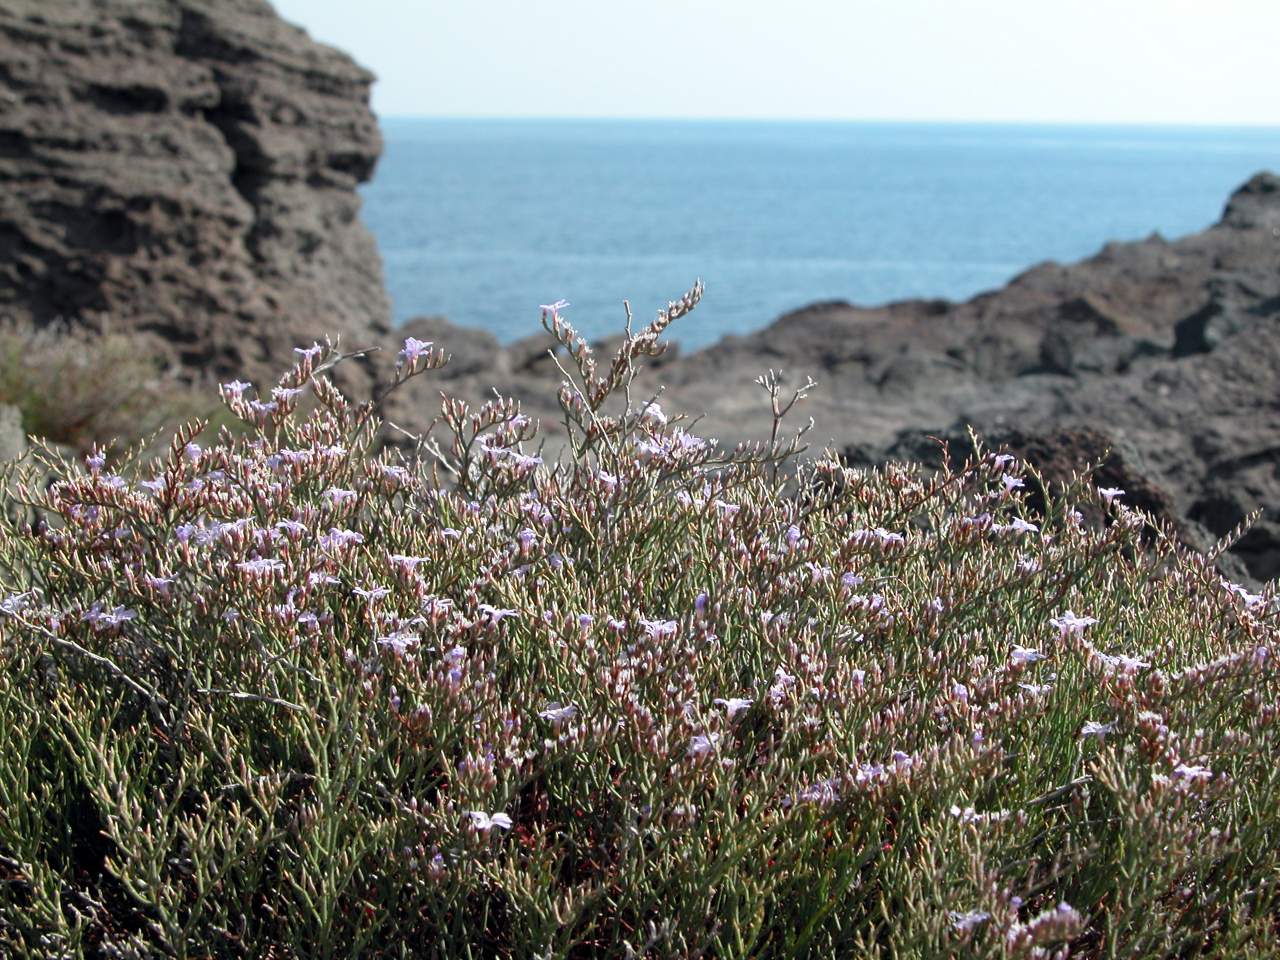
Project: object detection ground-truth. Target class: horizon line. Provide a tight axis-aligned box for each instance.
[376,113,1280,131]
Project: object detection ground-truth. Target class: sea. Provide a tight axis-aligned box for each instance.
[361,119,1280,351]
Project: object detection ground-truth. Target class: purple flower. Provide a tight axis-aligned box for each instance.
[636,401,667,428]
[353,585,390,602]
[713,499,740,520]
[784,524,803,550]
[597,470,618,493]
[237,558,285,578]
[377,630,421,655]
[949,910,991,933]
[1080,720,1116,739]
[221,379,252,398]
[389,553,429,574]
[0,591,37,616]
[639,617,677,640]
[851,527,904,548]
[83,603,136,631]
[795,777,840,807]
[688,733,720,759]
[1171,762,1214,782]
[276,519,307,537]
[247,399,278,418]
[272,386,304,403]
[398,336,433,366]
[1001,474,1025,494]
[1050,610,1097,638]
[510,452,543,471]
[294,342,325,361]
[1018,681,1054,696]
[538,702,578,725]
[380,463,411,484]
[991,453,1017,469]
[144,575,174,595]
[1095,651,1150,674]
[320,527,364,551]
[1011,645,1046,664]
[477,604,518,625]
[1005,517,1039,535]
[324,487,357,506]
[950,805,1011,825]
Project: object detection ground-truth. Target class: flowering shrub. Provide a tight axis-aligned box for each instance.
[0,287,1277,958]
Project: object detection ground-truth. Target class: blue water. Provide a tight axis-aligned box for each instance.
[362,119,1280,350]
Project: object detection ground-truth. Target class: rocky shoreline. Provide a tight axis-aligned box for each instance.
[2,1,1277,582]
[394,172,1280,583]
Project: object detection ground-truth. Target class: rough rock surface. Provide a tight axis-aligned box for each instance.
[396,174,1280,583]
[0,0,389,386]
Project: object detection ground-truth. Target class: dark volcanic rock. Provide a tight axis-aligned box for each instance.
[659,172,1280,583]
[0,0,390,386]
[394,174,1280,583]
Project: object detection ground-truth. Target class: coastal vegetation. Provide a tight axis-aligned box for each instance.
[0,290,1276,958]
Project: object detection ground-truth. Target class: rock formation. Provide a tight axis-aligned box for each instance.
[0,0,390,385]
[390,174,1280,584]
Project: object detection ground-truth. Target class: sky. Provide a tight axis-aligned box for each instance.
[272,0,1280,126]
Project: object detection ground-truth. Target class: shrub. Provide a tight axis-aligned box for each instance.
[0,321,229,455]
[0,287,1277,958]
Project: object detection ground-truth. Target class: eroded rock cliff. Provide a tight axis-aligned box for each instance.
[0,0,389,383]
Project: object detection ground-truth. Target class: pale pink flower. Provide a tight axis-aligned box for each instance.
[538,299,570,318]
[1050,610,1097,638]
[1098,486,1125,504]
[294,342,325,361]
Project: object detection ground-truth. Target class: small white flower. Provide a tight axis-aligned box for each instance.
[466,811,512,835]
